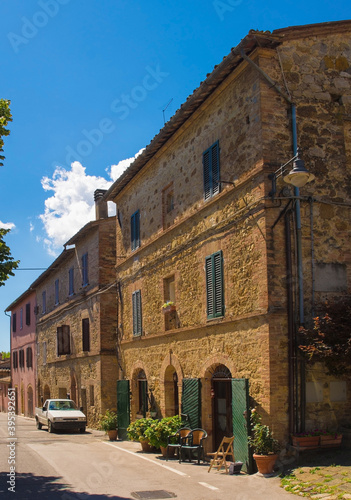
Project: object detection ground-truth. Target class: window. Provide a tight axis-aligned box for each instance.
[26,303,31,326]
[203,141,220,200]
[57,325,71,355]
[162,183,176,229]
[132,290,142,336]
[13,351,18,369]
[89,385,95,406]
[43,342,47,365]
[131,210,140,251]
[19,349,25,368]
[55,279,59,305]
[12,313,17,333]
[69,267,74,295]
[205,250,224,319]
[26,347,33,368]
[42,291,46,314]
[82,318,90,352]
[20,308,23,329]
[82,253,89,286]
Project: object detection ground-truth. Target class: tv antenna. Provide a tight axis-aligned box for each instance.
[162,98,173,125]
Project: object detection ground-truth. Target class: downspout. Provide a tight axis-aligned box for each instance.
[241,50,306,431]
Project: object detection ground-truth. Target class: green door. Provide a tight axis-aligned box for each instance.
[231,378,252,473]
[117,379,130,440]
[181,378,201,429]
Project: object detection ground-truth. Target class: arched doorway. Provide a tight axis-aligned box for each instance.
[136,369,148,417]
[212,364,232,450]
[164,366,179,417]
[43,385,50,402]
[27,386,34,417]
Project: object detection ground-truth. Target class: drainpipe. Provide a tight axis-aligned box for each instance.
[241,51,306,431]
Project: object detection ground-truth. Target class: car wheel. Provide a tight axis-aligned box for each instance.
[36,418,42,430]
[48,420,54,433]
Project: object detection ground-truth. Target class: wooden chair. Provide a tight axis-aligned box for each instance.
[166,427,191,461]
[179,428,208,464]
[208,436,235,474]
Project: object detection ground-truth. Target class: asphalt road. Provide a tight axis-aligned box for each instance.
[0,413,292,500]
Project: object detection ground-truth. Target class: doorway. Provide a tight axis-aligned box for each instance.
[212,365,232,450]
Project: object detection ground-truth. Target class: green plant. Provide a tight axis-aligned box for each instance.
[162,301,174,309]
[99,409,118,432]
[144,415,183,448]
[248,409,279,455]
[127,418,154,441]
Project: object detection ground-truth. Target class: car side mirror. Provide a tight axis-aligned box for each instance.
[42,407,46,412]
[80,407,83,412]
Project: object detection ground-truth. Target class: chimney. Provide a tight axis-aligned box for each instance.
[94,189,108,220]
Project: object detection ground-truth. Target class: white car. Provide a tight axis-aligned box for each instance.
[35,399,87,433]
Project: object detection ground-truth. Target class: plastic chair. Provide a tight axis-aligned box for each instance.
[208,436,235,474]
[179,428,208,464]
[166,427,191,461]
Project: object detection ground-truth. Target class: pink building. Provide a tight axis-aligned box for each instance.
[6,290,37,416]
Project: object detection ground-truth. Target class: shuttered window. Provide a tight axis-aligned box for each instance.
[26,347,33,368]
[55,279,59,305]
[69,267,74,295]
[203,141,220,200]
[131,210,140,251]
[26,303,31,326]
[205,251,224,319]
[13,351,18,369]
[12,313,17,333]
[132,290,142,336]
[57,325,71,355]
[82,318,90,352]
[82,253,89,286]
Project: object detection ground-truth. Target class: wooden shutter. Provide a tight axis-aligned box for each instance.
[117,379,130,440]
[232,378,253,473]
[12,313,16,333]
[206,251,224,318]
[131,210,140,251]
[26,303,31,326]
[181,378,201,429]
[203,141,220,200]
[82,318,90,351]
[132,290,142,336]
[82,254,88,286]
[69,267,74,295]
[57,325,70,355]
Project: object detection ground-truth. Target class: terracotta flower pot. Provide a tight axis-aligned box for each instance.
[160,446,175,458]
[108,430,118,441]
[292,435,320,449]
[253,454,278,475]
[140,439,152,452]
[320,434,342,447]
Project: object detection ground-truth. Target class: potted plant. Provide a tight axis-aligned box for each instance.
[320,430,343,448]
[99,409,118,441]
[127,417,154,451]
[162,301,176,314]
[144,415,183,456]
[248,409,280,475]
[292,429,321,449]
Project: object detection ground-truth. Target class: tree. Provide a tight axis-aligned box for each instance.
[299,297,351,377]
[0,229,19,286]
[1,351,10,359]
[0,99,12,167]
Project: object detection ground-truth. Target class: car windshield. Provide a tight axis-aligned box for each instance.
[48,400,77,411]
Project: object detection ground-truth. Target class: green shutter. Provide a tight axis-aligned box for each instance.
[181,378,201,429]
[231,378,253,474]
[132,290,142,336]
[203,141,220,200]
[211,141,220,196]
[131,210,140,250]
[117,380,130,440]
[206,251,224,319]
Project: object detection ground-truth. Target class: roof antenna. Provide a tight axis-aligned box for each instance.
[162,98,173,125]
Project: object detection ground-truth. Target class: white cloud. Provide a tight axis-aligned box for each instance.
[39,150,143,255]
[0,221,15,230]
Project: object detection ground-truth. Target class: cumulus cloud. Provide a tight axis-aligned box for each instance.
[0,220,15,230]
[39,150,143,255]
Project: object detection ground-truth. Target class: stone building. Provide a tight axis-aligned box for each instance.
[105,20,351,464]
[5,290,37,417]
[32,191,118,427]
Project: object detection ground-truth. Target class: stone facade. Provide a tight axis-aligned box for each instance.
[33,215,118,428]
[106,20,351,451]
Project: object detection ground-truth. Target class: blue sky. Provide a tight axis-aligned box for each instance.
[0,0,350,351]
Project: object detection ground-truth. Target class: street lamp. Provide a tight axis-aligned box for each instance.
[269,149,315,197]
